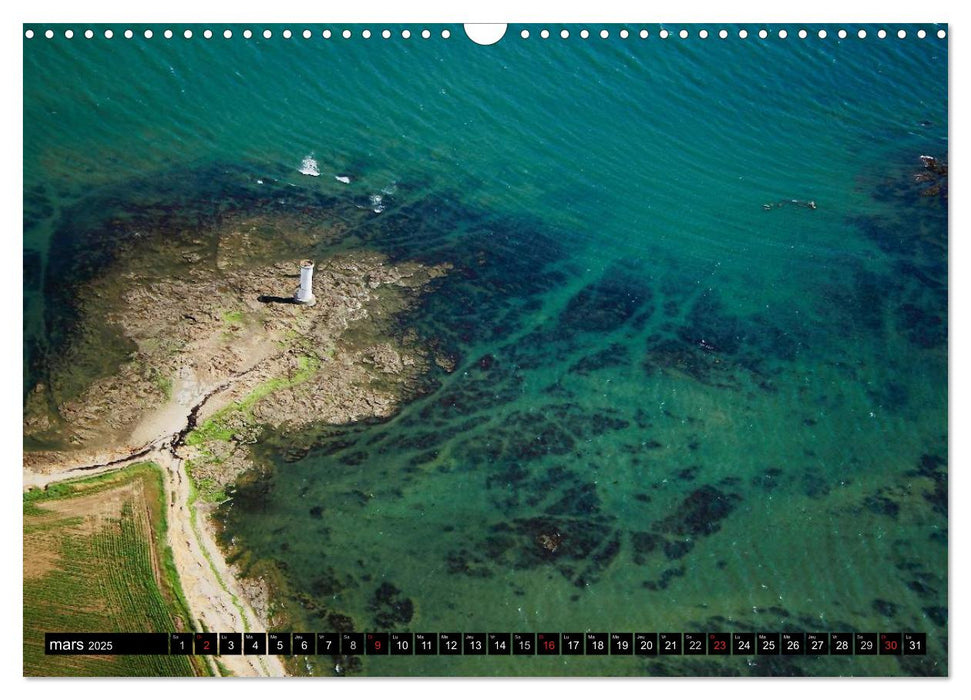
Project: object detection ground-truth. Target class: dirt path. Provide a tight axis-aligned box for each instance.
[155,448,286,677]
[23,389,288,677]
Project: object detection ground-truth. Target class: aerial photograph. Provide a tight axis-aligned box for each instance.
[22,23,947,677]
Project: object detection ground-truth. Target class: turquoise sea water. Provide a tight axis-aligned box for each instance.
[23,24,947,676]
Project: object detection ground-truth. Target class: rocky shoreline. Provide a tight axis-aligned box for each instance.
[23,211,454,675]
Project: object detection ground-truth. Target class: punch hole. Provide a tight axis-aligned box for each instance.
[125,29,133,39]
[84,29,93,39]
[45,29,53,38]
[25,29,33,38]
[302,29,311,39]
[441,29,450,39]
[718,29,727,39]
[758,29,768,39]
[464,24,507,45]
[342,29,351,39]
[204,29,212,39]
[778,29,788,38]
[283,29,291,39]
[620,29,629,38]
[263,29,272,39]
[144,29,153,39]
[520,29,529,39]
[64,29,73,39]
[638,29,647,39]
[937,29,945,38]
[381,29,390,39]
[184,29,193,39]
[699,29,708,39]
[897,29,906,39]
[659,29,668,39]
[798,29,807,39]
[540,29,549,39]
[402,29,411,39]
[838,29,847,39]
[738,29,748,39]
[877,29,886,38]
[858,29,866,38]
[164,29,173,39]
[422,29,430,39]
[323,29,332,39]
[917,29,926,38]
[818,29,827,39]
[243,29,253,39]
[580,29,589,39]
[560,29,569,39]
[363,29,372,39]
[600,29,609,39]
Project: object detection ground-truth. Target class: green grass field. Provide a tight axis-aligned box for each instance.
[23,463,209,676]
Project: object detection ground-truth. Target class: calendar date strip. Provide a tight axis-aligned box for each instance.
[45,631,926,656]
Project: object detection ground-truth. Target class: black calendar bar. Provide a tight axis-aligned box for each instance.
[43,631,929,656]
[44,633,169,655]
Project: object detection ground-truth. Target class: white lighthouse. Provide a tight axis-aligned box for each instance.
[294,259,316,305]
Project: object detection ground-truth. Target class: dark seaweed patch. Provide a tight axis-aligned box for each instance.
[338,450,369,466]
[569,343,632,375]
[907,579,933,596]
[752,467,784,491]
[24,250,42,290]
[662,539,694,560]
[445,513,619,588]
[867,381,910,413]
[846,157,947,364]
[676,465,701,481]
[573,534,622,588]
[872,599,898,617]
[24,184,54,231]
[923,480,947,517]
[369,582,415,629]
[680,291,741,355]
[559,265,653,335]
[311,569,349,597]
[644,336,733,387]
[913,452,946,479]
[655,486,741,538]
[897,302,946,349]
[639,292,795,387]
[545,483,601,516]
[923,606,947,628]
[801,471,832,499]
[864,490,900,519]
[904,452,948,518]
[630,531,661,565]
[328,612,356,633]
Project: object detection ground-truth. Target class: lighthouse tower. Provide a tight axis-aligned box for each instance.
[294,259,316,305]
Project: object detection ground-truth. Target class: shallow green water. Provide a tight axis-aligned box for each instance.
[23,24,947,676]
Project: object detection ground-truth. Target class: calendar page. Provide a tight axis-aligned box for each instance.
[21,16,948,679]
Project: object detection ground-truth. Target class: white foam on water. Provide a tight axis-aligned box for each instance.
[299,155,320,177]
[335,175,351,184]
[369,193,385,213]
